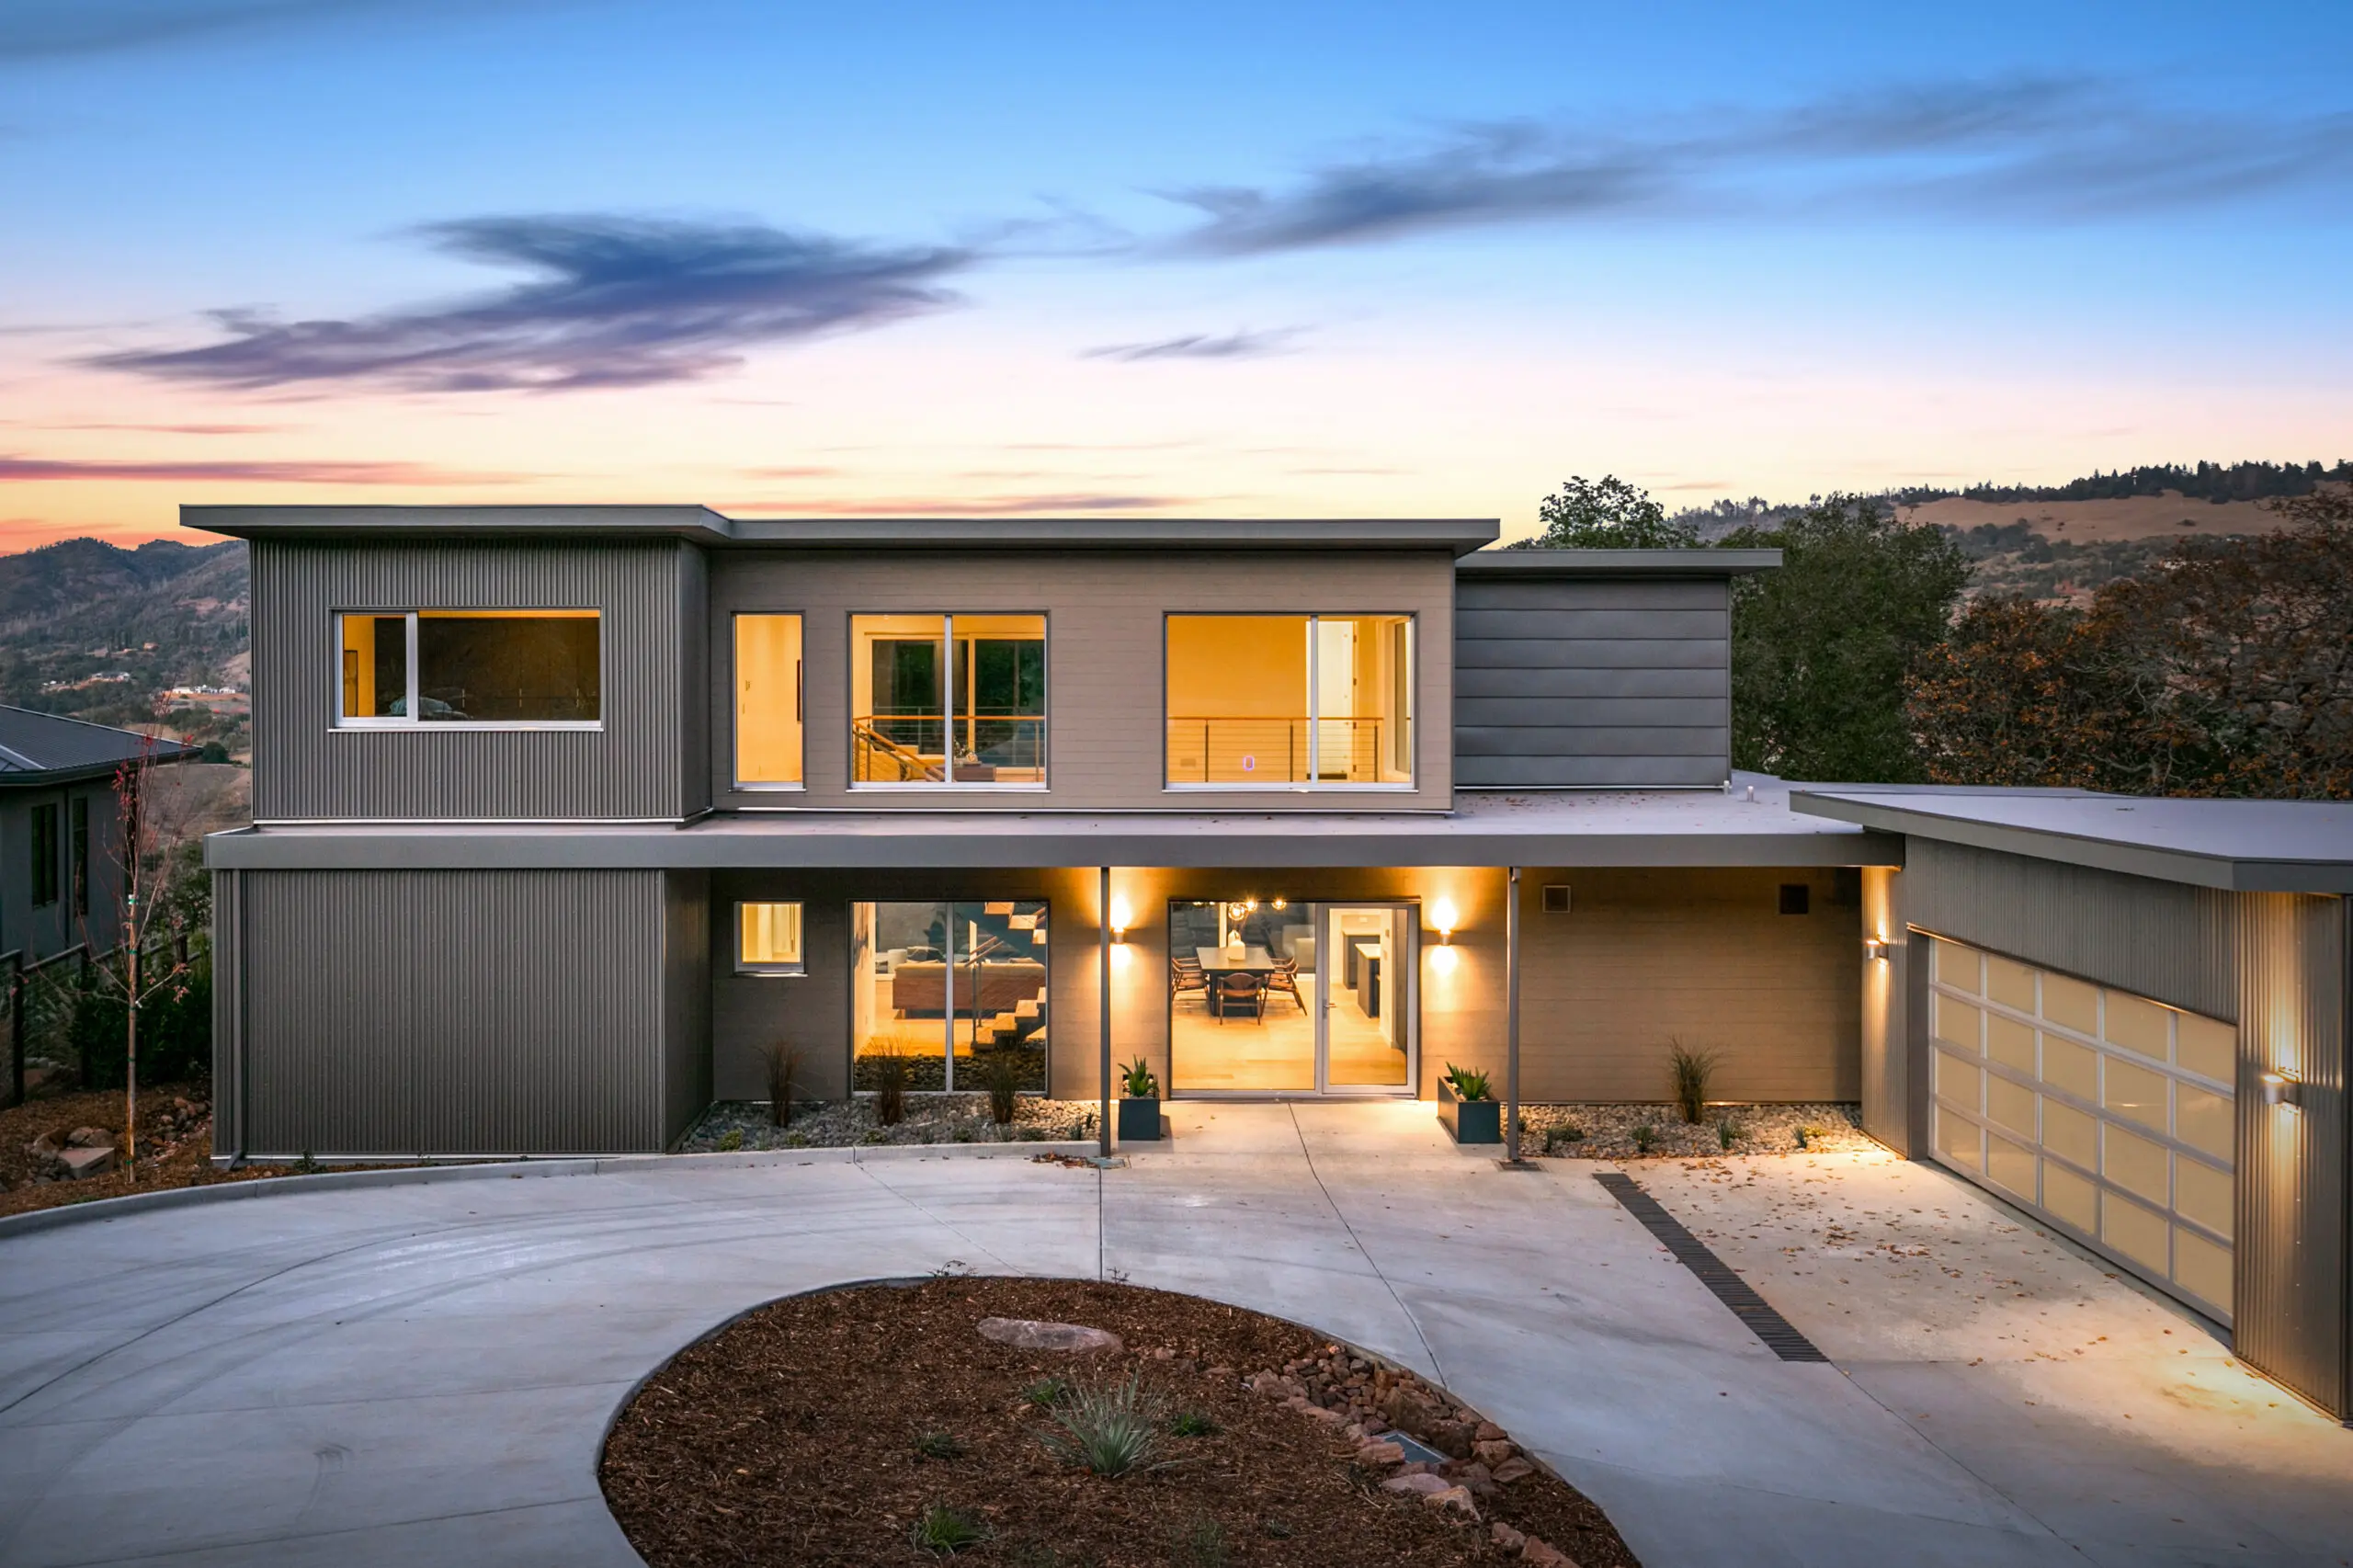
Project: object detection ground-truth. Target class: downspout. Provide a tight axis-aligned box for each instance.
[1506,866,1521,1163]
[1098,865,1112,1159]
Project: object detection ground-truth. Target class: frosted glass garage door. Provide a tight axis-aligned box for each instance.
[1927,936,2235,1323]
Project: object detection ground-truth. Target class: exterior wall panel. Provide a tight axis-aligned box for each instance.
[1516,867,1860,1101]
[665,869,713,1146]
[707,550,1456,812]
[1859,865,1911,1153]
[2233,892,2348,1417]
[235,869,669,1155]
[251,540,696,822]
[1453,578,1730,788]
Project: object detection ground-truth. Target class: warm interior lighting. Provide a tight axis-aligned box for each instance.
[1109,894,1133,943]
[1430,896,1459,942]
[2260,1071,2304,1108]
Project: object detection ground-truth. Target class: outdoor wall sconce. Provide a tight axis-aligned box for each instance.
[1866,937,1889,962]
[2260,1071,2303,1108]
[1109,896,1133,945]
[1431,897,1460,943]
[1428,943,1461,975]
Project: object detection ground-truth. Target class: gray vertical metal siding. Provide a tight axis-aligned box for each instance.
[1900,838,2238,1019]
[251,540,693,822]
[210,869,243,1159]
[676,547,711,819]
[2232,892,2347,1417]
[236,869,670,1155]
[664,869,712,1146]
[1452,579,1730,787]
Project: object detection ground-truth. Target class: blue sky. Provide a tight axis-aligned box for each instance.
[3,0,2348,545]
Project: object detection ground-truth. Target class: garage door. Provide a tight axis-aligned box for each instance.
[1926,935,2235,1322]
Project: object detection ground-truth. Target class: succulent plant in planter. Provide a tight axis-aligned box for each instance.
[1437,1062,1501,1145]
[1117,1057,1163,1143]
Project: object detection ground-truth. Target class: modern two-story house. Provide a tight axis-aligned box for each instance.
[195,504,2352,1422]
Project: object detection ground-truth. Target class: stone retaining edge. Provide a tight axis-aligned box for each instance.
[0,1140,1106,1242]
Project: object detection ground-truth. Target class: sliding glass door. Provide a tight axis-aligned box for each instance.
[1165,899,1415,1096]
[852,901,1048,1091]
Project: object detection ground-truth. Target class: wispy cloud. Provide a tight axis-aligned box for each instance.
[0,455,521,483]
[729,492,1196,516]
[734,465,838,479]
[1160,79,2353,254]
[10,420,290,436]
[0,0,557,60]
[89,214,972,393]
[1080,327,1303,362]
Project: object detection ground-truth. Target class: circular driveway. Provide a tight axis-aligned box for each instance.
[1,1105,2341,1568]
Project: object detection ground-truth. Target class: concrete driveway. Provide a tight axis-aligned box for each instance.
[0,1103,2345,1567]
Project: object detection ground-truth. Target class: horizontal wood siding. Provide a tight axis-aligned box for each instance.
[1454,578,1729,788]
[251,540,695,821]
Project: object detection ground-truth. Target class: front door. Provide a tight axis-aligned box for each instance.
[1166,899,1416,1096]
[1319,904,1415,1094]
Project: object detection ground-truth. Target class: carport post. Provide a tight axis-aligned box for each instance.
[1506,866,1521,1163]
[1098,865,1112,1158]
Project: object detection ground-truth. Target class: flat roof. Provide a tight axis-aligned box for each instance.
[1791,788,2353,893]
[210,774,1898,872]
[183,506,1500,556]
[1457,547,1782,578]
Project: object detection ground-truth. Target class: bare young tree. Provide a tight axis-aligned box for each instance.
[76,732,203,1181]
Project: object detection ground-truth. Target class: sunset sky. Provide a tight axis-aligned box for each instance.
[4,0,2349,551]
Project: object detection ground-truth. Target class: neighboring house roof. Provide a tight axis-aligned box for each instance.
[0,705,196,788]
[182,506,1503,557]
[207,773,1900,871]
[1791,787,2353,894]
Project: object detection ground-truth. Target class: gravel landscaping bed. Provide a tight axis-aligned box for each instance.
[601,1276,1637,1567]
[681,1096,1098,1152]
[1517,1101,1871,1160]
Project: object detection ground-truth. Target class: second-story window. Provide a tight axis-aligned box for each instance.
[1165,614,1414,788]
[337,610,600,728]
[850,613,1046,787]
[733,614,804,788]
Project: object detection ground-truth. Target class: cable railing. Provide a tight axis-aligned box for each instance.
[1164,716,1402,785]
[852,714,1047,784]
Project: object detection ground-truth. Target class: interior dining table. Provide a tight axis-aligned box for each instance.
[1195,945,1278,975]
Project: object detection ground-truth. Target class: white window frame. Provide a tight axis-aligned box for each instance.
[334,609,603,732]
[847,611,1050,791]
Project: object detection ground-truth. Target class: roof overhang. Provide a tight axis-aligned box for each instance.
[206,809,1900,873]
[1792,789,2353,894]
[1458,548,1782,579]
[184,506,1500,556]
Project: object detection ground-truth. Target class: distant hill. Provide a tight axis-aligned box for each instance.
[0,538,249,745]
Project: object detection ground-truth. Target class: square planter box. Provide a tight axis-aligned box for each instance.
[1117,1096,1163,1143]
[1438,1081,1501,1145]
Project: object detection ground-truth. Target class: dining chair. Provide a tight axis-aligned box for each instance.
[1265,955,1307,1016]
[1170,957,1209,1008]
[1212,970,1264,1025]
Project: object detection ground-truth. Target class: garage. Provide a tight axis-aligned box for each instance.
[1925,934,2235,1320]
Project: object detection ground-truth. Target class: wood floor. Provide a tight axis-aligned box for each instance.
[1170,971,1408,1092]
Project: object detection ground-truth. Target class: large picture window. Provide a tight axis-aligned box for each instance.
[850,613,1046,786]
[736,902,806,975]
[338,610,600,727]
[852,900,1047,1092]
[1165,614,1413,787]
[734,613,804,788]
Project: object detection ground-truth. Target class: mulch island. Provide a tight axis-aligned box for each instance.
[602,1277,1636,1567]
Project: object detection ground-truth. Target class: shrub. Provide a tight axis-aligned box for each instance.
[1542,1123,1585,1154]
[715,1128,745,1153]
[1667,1039,1718,1124]
[914,1430,964,1460]
[1442,1062,1492,1102]
[872,1051,910,1126]
[1717,1118,1739,1151]
[909,1506,989,1554]
[765,1042,802,1128]
[1120,1057,1158,1098]
[1020,1376,1070,1409]
[1168,1408,1219,1437]
[1631,1122,1656,1153]
[981,1051,1023,1125]
[1171,1514,1228,1568]
[1040,1374,1166,1477]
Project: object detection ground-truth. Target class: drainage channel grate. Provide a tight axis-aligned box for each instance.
[1594,1172,1829,1363]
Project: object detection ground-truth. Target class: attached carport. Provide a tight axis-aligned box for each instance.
[1794,788,2353,1423]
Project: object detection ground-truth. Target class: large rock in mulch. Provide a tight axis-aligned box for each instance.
[1381,1471,1452,1498]
[975,1317,1123,1354]
[66,1127,112,1149]
[58,1146,117,1180]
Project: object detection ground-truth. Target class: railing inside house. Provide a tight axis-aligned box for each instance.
[852,714,1048,784]
[1165,717,1384,784]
